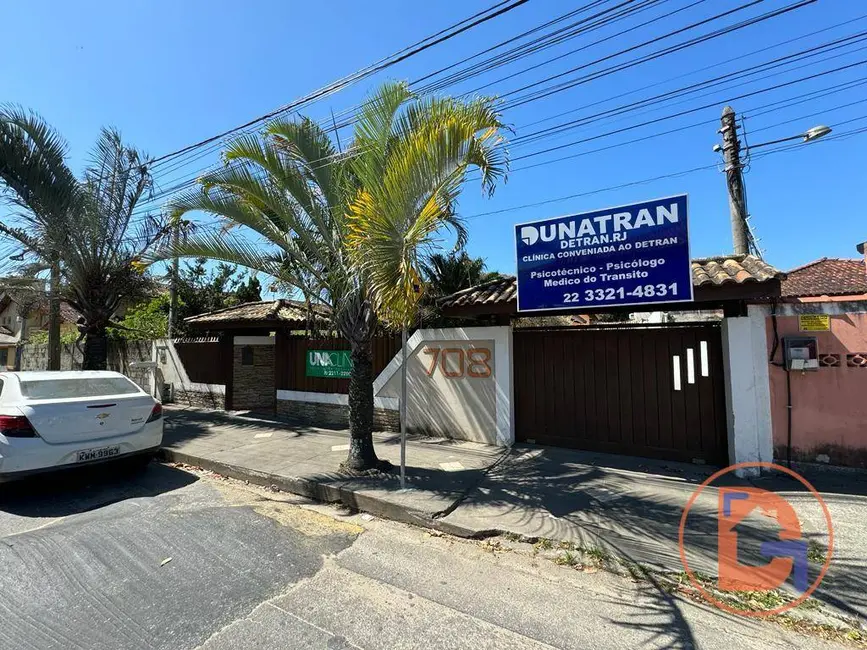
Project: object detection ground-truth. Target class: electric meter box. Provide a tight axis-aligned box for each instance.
[783,336,819,371]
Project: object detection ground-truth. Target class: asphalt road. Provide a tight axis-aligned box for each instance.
[0,461,846,650]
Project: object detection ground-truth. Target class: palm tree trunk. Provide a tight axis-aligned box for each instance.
[82,330,109,370]
[344,336,379,471]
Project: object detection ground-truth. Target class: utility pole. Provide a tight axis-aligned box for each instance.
[719,106,749,256]
[167,224,180,339]
[47,255,61,371]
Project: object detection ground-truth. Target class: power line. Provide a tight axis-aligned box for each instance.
[502,0,817,109]
[119,103,867,245]
[131,0,666,212]
[509,30,867,147]
[515,11,867,131]
[145,0,532,171]
[132,0,822,215]
[142,0,651,191]
[505,58,867,164]
[461,122,867,221]
[128,53,867,226]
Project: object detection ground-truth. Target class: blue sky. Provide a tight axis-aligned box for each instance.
[2,0,865,280]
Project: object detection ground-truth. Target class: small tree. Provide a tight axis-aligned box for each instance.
[155,81,508,471]
[110,294,172,341]
[420,251,501,326]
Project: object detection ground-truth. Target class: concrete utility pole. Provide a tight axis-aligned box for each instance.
[719,106,750,256]
[167,224,180,340]
[47,256,61,371]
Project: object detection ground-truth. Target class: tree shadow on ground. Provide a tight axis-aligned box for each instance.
[0,460,198,518]
[460,446,867,624]
[163,408,329,446]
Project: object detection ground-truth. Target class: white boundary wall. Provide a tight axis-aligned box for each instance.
[274,326,514,446]
[720,305,774,477]
[375,326,514,446]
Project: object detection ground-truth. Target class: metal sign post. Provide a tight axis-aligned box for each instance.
[514,194,693,312]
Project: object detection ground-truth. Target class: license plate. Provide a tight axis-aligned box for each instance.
[76,445,121,463]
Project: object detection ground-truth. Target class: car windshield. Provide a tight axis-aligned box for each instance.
[19,377,142,400]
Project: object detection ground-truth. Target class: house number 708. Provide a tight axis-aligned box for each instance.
[422,347,492,378]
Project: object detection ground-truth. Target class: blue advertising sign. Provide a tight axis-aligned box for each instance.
[515,194,693,312]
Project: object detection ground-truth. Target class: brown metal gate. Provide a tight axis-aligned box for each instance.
[514,324,728,465]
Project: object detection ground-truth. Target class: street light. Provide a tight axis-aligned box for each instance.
[744,124,833,150]
[716,105,834,257]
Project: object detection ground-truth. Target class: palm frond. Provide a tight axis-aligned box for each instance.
[0,105,79,243]
[346,91,509,328]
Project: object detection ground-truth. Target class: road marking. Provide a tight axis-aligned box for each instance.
[331,444,350,452]
[439,462,465,472]
[254,433,273,439]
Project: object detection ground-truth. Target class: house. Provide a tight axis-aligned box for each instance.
[0,281,82,369]
[765,251,867,467]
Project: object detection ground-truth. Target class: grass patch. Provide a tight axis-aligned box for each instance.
[584,546,610,565]
[503,532,522,542]
[534,537,554,551]
[620,560,650,581]
[807,540,827,564]
[796,598,823,612]
[555,550,581,567]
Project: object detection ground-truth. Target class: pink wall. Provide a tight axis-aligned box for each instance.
[767,311,867,467]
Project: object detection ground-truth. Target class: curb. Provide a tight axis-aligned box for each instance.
[158,447,484,537]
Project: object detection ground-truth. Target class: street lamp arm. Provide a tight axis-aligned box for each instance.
[746,125,832,150]
[745,133,805,150]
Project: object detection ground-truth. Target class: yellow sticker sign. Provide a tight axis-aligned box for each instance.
[799,314,830,331]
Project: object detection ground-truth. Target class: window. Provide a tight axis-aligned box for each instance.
[0,348,7,368]
[241,346,254,366]
[0,378,4,396]
[20,376,142,400]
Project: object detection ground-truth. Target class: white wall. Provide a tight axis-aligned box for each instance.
[720,305,774,477]
[375,326,513,446]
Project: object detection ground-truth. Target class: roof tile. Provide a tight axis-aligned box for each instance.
[781,258,867,298]
[184,299,328,326]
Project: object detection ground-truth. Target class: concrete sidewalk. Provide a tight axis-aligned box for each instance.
[160,407,507,527]
[439,445,867,621]
[161,407,867,622]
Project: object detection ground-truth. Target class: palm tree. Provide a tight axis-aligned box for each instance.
[420,251,502,324]
[346,89,508,483]
[0,107,165,370]
[157,81,507,471]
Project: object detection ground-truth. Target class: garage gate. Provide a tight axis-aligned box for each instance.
[513,324,728,465]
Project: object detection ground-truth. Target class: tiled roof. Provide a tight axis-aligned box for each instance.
[0,325,12,336]
[60,301,82,324]
[184,299,328,326]
[781,258,867,298]
[0,332,16,345]
[690,254,784,287]
[440,254,785,310]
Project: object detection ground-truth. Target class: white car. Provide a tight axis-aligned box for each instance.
[0,370,163,482]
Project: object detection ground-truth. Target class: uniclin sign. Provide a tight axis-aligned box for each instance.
[519,201,680,248]
[305,349,352,378]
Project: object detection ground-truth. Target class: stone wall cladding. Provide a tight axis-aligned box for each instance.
[19,340,153,391]
[276,398,399,432]
[175,388,225,410]
[233,345,275,411]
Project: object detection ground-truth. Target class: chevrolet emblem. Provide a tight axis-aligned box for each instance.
[95,412,111,420]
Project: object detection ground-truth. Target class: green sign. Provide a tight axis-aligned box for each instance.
[306,349,352,378]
